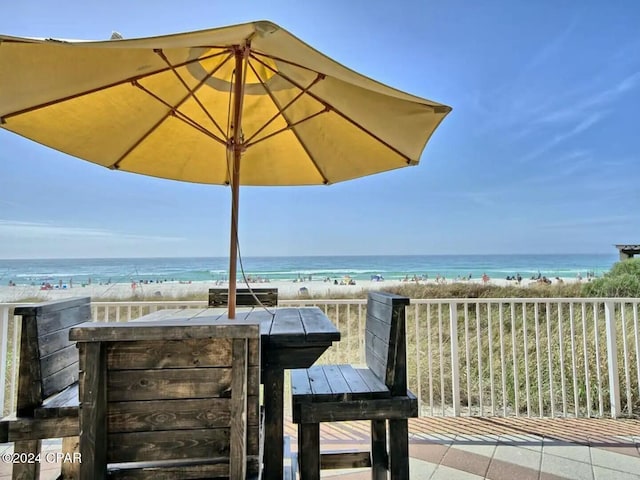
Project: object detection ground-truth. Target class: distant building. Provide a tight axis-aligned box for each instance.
[615,244,640,261]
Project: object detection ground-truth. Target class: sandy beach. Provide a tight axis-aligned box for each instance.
[0,276,584,303]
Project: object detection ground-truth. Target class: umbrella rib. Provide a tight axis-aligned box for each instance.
[255,50,449,115]
[110,79,229,170]
[251,55,417,165]
[154,49,228,139]
[245,109,328,149]
[251,50,327,77]
[244,60,325,145]
[0,50,231,121]
[247,61,330,184]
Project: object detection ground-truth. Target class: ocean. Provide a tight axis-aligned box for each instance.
[0,254,619,287]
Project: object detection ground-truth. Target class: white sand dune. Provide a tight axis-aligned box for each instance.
[0,276,583,303]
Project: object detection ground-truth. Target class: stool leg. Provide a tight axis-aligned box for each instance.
[298,423,320,480]
[61,436,80,479]
[12,439,41,480]
[388,419,409,480]
[371,419,387,480]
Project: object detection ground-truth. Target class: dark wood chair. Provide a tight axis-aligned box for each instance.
[0,297,90,480]
[291,292,418,479]
[208,287,278,307]
[70,319,261,479]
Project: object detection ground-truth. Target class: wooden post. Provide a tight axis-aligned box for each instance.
[79,342,107,479]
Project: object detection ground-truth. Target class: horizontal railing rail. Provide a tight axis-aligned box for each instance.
[1,298,638,419]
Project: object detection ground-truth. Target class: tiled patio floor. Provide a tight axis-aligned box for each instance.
[2,417,639,479]
[284,417,640,480]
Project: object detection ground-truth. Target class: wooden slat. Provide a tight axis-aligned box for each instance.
[320,451,372,470]
[70,321,259,342]
[14,297,91,317]
[269,309,306,343]
[291,366,390,410]
[2,415,78,440]
[322,364,350,395]
[37,326,76,357]
[290,369,313,398]
[106,428,260,463]
[36,302,90,337]
[107,397,260,433]
[264,346,328,370]
[353,368,390,398]
[337,365,371,395]
[209,288,278,307]
[107,367,260,402]
[41,362,79,399]
[107,456,261,480]
[37,384,79,416]
[40,344,79,378]
[108,428,228,462]
[299,307,341,338]
[295,394,418,424]
[307,366,333,397]
[107,338,233,369]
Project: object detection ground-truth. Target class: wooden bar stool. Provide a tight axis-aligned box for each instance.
[71,319,262,479]
[291,292,418,479]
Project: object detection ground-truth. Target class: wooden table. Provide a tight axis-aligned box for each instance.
[132,306,340,480]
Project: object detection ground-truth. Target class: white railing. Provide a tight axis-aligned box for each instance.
[1,298,639,418]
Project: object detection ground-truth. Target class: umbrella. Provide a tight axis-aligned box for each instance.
[0,20,451,317]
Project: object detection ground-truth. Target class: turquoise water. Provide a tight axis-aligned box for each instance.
[0,254,619,286]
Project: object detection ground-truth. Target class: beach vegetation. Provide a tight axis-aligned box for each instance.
[582,258,640,297]
[379,282,583,300]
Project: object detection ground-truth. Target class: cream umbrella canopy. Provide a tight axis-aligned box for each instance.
[0,20,451,317]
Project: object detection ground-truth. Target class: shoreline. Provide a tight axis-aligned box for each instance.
[0,276,587,303]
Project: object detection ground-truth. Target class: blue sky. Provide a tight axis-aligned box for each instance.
[1,0,639,259]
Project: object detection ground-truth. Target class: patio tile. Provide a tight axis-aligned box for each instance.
[409,442,451,466]
[450,435,498,458]
[540,454,594,480]
[409,458,438,479]
[590,446,640,473]
[493,444,541,470]
[592,466,640,480]
[440,445,492,477]
[543,440,592,464]
[485,457,541,480]
[430,463,484,480]
[539,473,576,480]
[596,444,640,458]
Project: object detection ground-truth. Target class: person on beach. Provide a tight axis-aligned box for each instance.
[482,273,490,284]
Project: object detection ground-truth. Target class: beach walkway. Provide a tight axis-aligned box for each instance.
[2,417,638,479]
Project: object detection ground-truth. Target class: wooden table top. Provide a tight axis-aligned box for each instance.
[125,306,340,345]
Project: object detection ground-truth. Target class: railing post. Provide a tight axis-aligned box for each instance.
[449,302,461,416]
[604,301,620,418]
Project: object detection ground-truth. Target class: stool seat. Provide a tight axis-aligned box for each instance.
[290,292,417,479]
[292,365,391,402]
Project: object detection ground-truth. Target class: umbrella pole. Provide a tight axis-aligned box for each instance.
[228,153,240,319]
[228,46,246,319]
